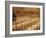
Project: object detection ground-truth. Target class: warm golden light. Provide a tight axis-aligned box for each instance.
[12,7,40,31]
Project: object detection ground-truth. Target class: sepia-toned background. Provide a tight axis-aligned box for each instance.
[12,7,40,31]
